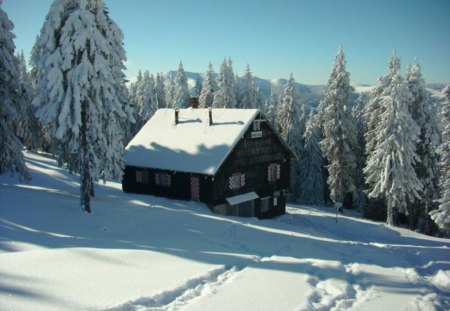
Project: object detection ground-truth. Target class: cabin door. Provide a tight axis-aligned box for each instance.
[190,175,200,201]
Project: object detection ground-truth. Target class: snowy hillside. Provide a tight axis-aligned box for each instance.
[1,152,450,310]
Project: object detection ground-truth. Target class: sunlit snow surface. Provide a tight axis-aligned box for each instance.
[1,151,449,310]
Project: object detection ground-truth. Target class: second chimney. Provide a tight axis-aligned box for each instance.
[175,109,179,125]
[208,108,213,126]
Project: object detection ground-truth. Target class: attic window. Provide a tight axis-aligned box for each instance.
[229,173,245,190]
[267,163,281,183]
[253,120,261,131]
[155,172,171,187]
[135,170,149,184]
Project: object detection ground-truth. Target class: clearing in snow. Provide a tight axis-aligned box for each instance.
[0,151,449,310]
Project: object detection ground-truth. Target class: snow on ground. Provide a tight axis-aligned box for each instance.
[1,151,450,311]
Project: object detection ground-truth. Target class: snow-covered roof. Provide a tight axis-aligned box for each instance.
[124,108,260,175]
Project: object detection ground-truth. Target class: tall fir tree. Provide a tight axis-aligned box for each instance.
[276,74,304,197]
[299,113,325,205]
[172,61,189,108]
[364,51,423,226]
[238,64,263,109]
[193,74,202,98]
[430,85,450,233]
[155,72,166,109]
[165,75,175,108]
[134,70,157,132]
[213,57,238,108]
[320,48,358,206]
[198,62,217,108]
[0,1,30,180]
[405,61,441,232]
[31,0,131,212]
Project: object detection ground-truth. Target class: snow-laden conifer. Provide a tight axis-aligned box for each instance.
[165,75,175,108]
[198,62,217,108]
[299,114,325,204]
[0,2,30,180]
[364,51,422,225]
[155,72,166,109]
[172,61,189,109]
[430,85,450,233]
[405,61,441,232]
[213,58,238,108]
[320,48,358,205]
[31,0,131,212]
[135,70,157,132]
[193,74,202,98]
[276,74,304,197]
[238,64,263,109]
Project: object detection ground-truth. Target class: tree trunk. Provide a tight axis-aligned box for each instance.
[386,197,395,226]
[80,101,91,213]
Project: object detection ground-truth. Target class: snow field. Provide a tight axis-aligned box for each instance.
[1,151,450,310]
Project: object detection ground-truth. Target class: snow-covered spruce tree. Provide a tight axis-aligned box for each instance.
[320,48,358,206]
[165,75,175,108]
[238,64,263,109]
[276,74,304,198]
[352,93,369,210]
[299,113,325,204]
[264,82,281,127]
[213,57,238,108]
[172,61,189,109]
[134,70,157,132]
[32,0,131,213]
[198,62,217,108]
[193,74,202,98]
[430,85,450,233]
[155,72,166,109]
[405,61,441,232]
[0,2,30,180]
[363,52,422,226]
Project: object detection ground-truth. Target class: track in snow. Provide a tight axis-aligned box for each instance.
[102,265,241,311]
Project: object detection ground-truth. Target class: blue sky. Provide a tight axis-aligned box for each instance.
[3,0,450,85]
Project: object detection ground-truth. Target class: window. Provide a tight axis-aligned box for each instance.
[267,163,281,183]
[253,120,261,131]
[155,172,171,187]
[135,170,149,184]
[229,173,245,190]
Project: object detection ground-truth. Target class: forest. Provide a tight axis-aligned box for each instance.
[1,0,449,236]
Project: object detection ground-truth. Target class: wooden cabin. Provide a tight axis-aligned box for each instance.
[122,108,295,218]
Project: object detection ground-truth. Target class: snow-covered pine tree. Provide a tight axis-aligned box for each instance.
[352,93,369,210]
[198,62,217,108]
[193,74,202,98]
[135,70,157,132]
[276,74,304,197]
[364,51,423,226]
[155,72,166,109]
[299,113,325,204]
[165,75,175,108]
[213,58,238,108]
[0,2,30,180]
[238,64,263,109]
[172,61,189,109]
[320,48,358,206]
[405,61,441,232]
[264,83,281,127]
[430,85,450,233]
[32,0,130,213]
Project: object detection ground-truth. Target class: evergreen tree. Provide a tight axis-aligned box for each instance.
[165,75,175,108]
[430,85,450,233]
[0,2,30,180]
[213,57,238,108]
[299,113,325,204]
[320,48,358,206]
[172,61,189,108]
[135,70,157,131]
[238,64,263,109]
[198,62,217,108]
[193,74,202,97]
[405,61,441,232]
[31,0,130,213]
[364,51,422,226]
[265,83,280,127]
[155,72,166,109]
[276,74,304,197]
